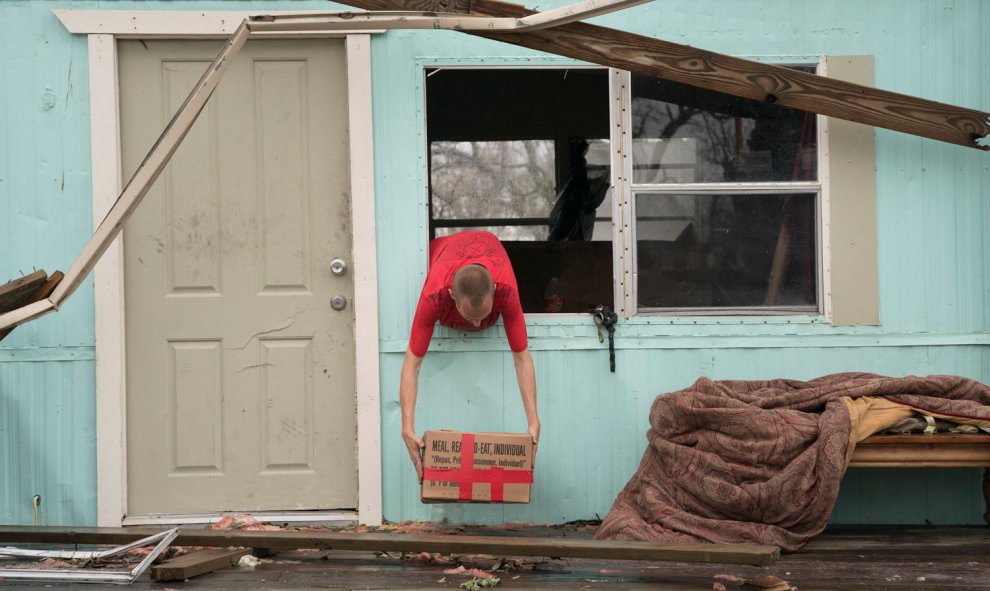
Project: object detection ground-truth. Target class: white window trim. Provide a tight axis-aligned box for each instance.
[613,64,831,319]
[55,10,382,527]
[426,64,625,319]
[609,68,633,317]
[817,55,835,324]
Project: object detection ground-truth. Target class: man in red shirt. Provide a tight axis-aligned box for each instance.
[401,231,540,481]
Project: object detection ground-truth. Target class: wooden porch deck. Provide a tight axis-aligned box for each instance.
[2,524,989,590]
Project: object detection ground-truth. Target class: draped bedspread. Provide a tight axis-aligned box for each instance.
[594,373,990,552]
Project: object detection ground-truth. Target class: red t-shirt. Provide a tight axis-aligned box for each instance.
[408,231,528,357]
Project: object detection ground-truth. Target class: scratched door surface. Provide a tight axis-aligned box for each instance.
[119,39,356,514]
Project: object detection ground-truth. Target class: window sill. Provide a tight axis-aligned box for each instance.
[380,328,990,354]
[523,313,824,327]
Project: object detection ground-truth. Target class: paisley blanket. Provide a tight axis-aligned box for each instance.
[594,373,990,551]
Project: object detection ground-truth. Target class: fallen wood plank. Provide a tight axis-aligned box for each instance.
[336,0,990,151]
[151,547,252,581]
[0,527,779,566]
[42,23,253,318]
[0,271,63,342]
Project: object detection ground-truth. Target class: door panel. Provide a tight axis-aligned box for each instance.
[119,39,356,514]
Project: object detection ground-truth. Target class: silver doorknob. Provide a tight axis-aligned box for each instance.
[330,295,347,311]
[330,258,347,276]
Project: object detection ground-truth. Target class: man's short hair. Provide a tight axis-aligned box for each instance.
[452,264,494,308]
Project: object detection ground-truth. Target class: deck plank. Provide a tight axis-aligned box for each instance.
[151,547,252,581]
[2,526,989,589]
[0,527,778,566]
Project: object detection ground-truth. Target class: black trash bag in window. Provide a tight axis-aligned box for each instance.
[548,139,610,241]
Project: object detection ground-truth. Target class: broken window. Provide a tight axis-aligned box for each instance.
[427,68,614,314]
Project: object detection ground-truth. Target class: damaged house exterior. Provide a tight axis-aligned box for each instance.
[1,0,988,531]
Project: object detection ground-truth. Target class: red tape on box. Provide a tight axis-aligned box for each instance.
[423,433,533,502]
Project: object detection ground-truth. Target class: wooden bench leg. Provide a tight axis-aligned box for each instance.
[984,468,990,526]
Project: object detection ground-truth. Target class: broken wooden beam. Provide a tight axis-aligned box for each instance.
[0,271,63,342]
[0,527,779,566]
[151,547,252,581]
[0,271,48,315]
[336,0,990,151]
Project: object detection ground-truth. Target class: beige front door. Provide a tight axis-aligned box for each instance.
[119,39,356,515]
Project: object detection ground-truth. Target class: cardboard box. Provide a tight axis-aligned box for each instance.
[421,430,534,504]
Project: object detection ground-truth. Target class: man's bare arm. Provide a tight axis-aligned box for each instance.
[400,347,426,481]
[512,347,540,458]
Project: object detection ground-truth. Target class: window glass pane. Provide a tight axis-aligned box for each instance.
[636,193,817,309]
[631,69,818,183]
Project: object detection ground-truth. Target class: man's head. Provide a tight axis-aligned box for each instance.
[449,264,494,327]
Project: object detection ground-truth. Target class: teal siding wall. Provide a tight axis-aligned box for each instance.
[1,0,987,527]
[0,360,97,525]
[1,0,96,526]
[371,0,990,525]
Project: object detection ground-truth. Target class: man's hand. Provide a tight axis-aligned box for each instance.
[528,419,541,461]
[403,429,425,482]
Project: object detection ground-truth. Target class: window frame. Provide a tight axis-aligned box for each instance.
[609,64,829,319]
[424,64,619,317]
[423,60,843,323]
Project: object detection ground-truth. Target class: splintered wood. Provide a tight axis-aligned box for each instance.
[0,271,47,313]
[0,270,63,341]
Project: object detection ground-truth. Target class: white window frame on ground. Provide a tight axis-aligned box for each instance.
[608,63,828,319]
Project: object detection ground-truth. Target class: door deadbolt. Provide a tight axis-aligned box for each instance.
[330,258,347,276]
[330,295,347,311]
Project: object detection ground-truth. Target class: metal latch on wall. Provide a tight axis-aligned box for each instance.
[592,305,618,373]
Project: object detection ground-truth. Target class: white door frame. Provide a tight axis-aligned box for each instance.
[55,10,383,526]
